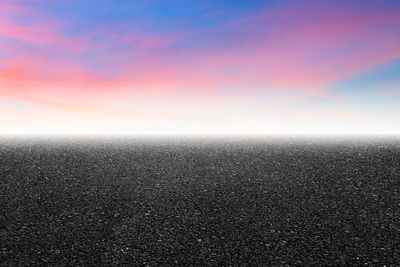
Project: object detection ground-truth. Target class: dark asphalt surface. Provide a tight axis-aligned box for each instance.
[1,136,400,266]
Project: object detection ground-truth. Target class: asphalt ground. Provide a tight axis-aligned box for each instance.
[1,136,400,266]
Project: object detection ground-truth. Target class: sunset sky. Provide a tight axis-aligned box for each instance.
[1,0,400,134]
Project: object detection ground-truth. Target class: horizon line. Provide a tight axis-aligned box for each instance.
[1,132,399,137]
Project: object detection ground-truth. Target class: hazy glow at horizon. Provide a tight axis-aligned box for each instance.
[1,0,400,134]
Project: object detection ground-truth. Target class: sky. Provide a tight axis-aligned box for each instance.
[1,0,400,134]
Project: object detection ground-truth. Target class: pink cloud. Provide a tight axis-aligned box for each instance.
[0,21,92,52]
[1,0,400,110]
[175,1,400,93]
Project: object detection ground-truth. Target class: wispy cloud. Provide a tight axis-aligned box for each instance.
[1,0,399,133]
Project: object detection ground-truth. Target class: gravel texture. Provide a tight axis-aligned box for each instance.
[1,136,400,266]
